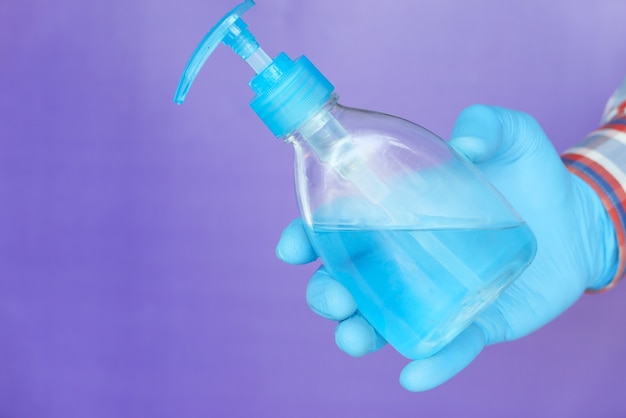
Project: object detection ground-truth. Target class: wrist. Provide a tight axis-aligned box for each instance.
[561,108,626,291]
[567,172,620,291]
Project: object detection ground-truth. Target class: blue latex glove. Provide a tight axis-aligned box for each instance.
[276,105,618,391]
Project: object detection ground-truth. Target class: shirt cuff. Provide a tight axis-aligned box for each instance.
[561,105,626,291]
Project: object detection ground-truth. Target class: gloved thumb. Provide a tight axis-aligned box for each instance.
[447,104,568,215]
[449,104,549,165]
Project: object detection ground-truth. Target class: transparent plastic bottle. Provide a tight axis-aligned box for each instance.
[174,0,537,359]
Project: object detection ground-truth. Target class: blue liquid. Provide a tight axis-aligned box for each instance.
[309,223,536,359]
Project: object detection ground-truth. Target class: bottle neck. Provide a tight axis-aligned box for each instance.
[288,95,391,207]
[285,94,348,161]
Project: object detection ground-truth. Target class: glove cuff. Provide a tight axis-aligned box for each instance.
[562,102,626,291]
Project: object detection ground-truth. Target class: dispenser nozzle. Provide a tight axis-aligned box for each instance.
[174,0,270,105]
[174,0,334,138]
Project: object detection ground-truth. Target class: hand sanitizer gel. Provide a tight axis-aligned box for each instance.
[174,0,537,359]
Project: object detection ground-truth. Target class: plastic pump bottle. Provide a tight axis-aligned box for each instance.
[174,0,537,359]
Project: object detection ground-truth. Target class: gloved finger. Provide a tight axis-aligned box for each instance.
[399,323,486,392]
[447,104,569,214]
[276,218,318,265]
[448,104,549,165]
[306,267,357,321]
[335,314,387,357]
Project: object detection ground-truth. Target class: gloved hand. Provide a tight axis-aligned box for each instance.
[276,104,618,391]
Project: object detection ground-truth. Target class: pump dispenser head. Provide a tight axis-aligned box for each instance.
[174,0,335,138]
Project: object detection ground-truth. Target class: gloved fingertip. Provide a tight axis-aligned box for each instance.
[276,218,318,265]
[449,136,493,163]
[306,269,357,320]
[335,315,386,357]
[449,104,503,163]
[399,324,486,392]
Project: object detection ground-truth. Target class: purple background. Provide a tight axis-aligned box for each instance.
[2,0,626,416]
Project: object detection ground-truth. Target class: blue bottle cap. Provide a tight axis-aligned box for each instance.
[174,0,335,138]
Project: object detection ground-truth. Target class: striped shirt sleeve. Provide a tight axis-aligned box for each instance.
[561,101,626,291]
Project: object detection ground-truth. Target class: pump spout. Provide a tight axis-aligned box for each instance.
[174,0,268,104]
[175,0,334,138]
